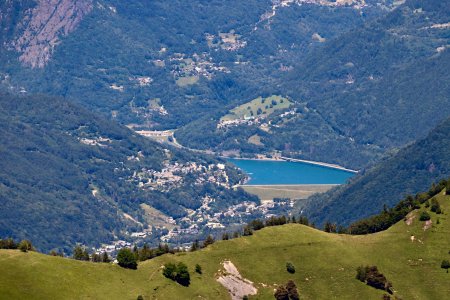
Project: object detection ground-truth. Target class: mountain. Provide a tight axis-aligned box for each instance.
[0,0,399,169]
[177,0,450,169]
[1,190,449,299]
[0,92,266,252]
[300,117,450,227]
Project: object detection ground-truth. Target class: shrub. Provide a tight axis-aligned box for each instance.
[274,285,289,300]
[117,248,138,269]
[203,235,215,248]
[419,211,431,221]
[286,280,299,300]
[195,264,202,274]
[430,198,441,214]
[441,260,450,273]
[356,265,393,294]
[275,280,299,300]
[18,240,33,252]
[286,262,296,274]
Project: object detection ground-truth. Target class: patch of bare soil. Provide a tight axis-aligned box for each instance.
[405,212,416,225]
[217,260,257,300]
[423,220,432,231]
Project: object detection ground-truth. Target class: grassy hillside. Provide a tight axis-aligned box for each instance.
[1,192,449,299]
[301,117,450,227]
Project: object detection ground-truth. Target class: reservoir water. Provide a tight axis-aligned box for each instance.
[227,159,355,185]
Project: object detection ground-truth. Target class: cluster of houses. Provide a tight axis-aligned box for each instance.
[131,161,230,192]
[169,52,229,81]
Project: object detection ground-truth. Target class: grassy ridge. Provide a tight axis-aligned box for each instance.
[1,193,449,299]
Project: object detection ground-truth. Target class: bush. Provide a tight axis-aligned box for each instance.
[286,262,296,274]
[441,260,450,273]
[275,280,299,300]
[419,211,431,221]
[163,262,191,286]
[195,264,202,274]
[18,240,33,252]
[430,198,441,214]
[117,248,138,269]
[356,265,393,294]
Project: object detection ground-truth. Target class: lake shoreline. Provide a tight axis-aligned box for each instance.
[224,156,358,173]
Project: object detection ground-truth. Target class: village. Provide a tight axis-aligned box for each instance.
[130,161,231,192]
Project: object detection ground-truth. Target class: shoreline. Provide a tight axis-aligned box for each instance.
[134,128,358,173]
[238,184,341,187]
[225,156,358,173]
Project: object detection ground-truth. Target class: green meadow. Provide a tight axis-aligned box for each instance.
[1,193,449,300]
[221,95,292,122]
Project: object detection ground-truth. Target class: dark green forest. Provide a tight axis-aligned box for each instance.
[301,117,450,227]
[0,93,256,252]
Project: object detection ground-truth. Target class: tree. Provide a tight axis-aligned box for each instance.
[102,252,111,263]
[286,262,295,274]
[203,235,215,248]
[195,264,202,274]
[0,238,17,249]
[176,262,190,286]
[441,260,450,273]
[243,225,253,236]
[324,221,337,233]
[163,262,190,286]
[222,232,229,240]
[18,240,33,252]
[73,245,85,260]
[191,240,199,252]
[274,285,289,300]
[117,248,138,269]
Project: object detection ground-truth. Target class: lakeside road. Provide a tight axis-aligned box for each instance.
[134,129,358,173]
[280,157,358,173]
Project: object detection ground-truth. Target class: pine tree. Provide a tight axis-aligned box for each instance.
[73,245,84,260]
[191,240,199,252]
[102,252,110,263]
[203,235,215,248]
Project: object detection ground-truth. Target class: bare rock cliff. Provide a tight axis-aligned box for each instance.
[10,0,93,68]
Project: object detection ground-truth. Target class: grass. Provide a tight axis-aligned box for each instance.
[241,184,337,201]
[221,95,292,122]
[175,75,199,87]
[1,193,449,299]
[248,134,264,146]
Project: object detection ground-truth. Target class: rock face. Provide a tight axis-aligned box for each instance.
[11,0,93,68]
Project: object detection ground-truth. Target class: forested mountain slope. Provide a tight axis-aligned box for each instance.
[300,117,450,227]
[177,0,450,168]
[0,93,258,252]
[0,0,395,169]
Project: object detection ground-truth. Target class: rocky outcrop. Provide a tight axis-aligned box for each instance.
[11,0,93,68]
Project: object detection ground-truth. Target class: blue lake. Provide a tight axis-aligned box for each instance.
[227,159,355,185]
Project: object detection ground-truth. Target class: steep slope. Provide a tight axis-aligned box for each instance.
[300,117,450,227]
[279,0,450,165]
[0,93,259,252]
[178,0,450,168]
[0,0,393,168]
[1,191,449,299]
